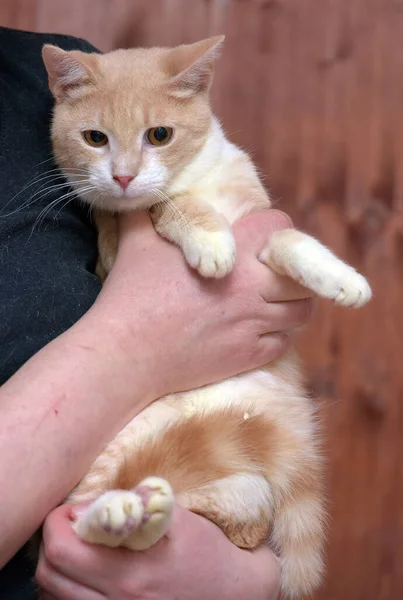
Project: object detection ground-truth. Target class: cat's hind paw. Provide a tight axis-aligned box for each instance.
[183,229,236,278]
[72,478,175,551]
[72,490,144,547]
[130,477,175,549]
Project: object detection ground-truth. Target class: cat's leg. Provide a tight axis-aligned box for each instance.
[259,229,372,307]
[93,209,118,279]
[150,196,236,278]
[72,477,175,550]
[178,473,274,549]
[71,407,274,551]
[177,409,325,599]
[192,477,325,600]
[68,404,180,548]
[69,400,325,597]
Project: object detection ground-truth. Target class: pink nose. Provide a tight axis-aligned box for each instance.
[113,175,134,191]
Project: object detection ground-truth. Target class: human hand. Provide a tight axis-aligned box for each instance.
[36,503,280,600]
[90,210,312,400]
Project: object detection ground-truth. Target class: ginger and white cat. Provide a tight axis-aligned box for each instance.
[42,37,371,598]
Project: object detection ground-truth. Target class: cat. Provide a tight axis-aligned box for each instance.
[42,36,372,598]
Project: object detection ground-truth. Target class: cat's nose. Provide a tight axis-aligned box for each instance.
[113,175,134,191]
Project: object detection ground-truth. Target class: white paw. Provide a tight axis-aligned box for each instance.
[302,262,371,308]
[137,477,174,517]
[72,478,175,551]
[262,230,372,309]
[183,229,236,278]
[131,477,174,547]
[332,270,372,308]
[73,490,144,546]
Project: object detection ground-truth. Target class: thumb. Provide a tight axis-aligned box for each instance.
[70,502,91,522]
[233,210,294,255]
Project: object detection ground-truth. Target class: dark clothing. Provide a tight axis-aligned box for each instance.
[0,27,101,598]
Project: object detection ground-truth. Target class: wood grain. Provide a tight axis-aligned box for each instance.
[1,1,402,598]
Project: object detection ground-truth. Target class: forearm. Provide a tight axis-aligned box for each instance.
[0,307,152,566]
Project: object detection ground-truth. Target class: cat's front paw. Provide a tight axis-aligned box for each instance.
[332,270,372,308]
[296,263,371,309]
[183,229,236,278]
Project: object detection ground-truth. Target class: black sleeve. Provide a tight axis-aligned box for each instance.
[0,26,102,384]
[0,27,103,597]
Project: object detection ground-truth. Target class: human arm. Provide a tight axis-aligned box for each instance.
[0,209,311,567]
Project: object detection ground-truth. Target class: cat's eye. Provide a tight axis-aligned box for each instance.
[146,127,173,146]
[83,130,109,148]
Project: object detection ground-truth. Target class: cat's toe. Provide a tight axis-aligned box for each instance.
[115,477,175,550]
[73,490,144,542]
[98,491,144,535]
[184,229,236,278]
[334,273,372,308]
[135,477,175,523]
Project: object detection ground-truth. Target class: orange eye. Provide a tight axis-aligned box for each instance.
[83,130,108,147]
[146,127,173,146]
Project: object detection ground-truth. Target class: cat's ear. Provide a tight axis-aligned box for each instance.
[42,45,98,102]
[166,36,224,98]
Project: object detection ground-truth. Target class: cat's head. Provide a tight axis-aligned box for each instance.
[42,37,224,212]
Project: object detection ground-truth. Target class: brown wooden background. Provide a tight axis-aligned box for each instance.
[1,1,402,599]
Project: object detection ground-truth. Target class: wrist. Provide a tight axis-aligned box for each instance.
[79,301,161,407]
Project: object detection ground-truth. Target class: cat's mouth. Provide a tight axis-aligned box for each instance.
[74,184,160,213]
[65,172,167,212]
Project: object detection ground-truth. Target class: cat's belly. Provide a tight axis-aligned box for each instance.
[122,354,306,444]
[71,355,310,504]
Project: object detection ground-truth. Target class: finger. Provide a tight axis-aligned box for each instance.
[41,505,104,585]
[234,211,313,301]
[42,504,138,589]
[259,268,313,303]
[36,548,104,600]
[260,298,314,332]
[250,332,292,366]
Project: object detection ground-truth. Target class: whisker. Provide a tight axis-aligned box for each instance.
[153,189,190,234]
[1,171,67,215]
[11,175,93,215]
[53,186,97,221]
[154,196,184,232]
[28,186,96,236]
[1,180,82,218]
[30,192,79,233]
[1,168,90,216]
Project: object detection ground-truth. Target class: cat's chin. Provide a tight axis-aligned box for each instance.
[80,194,157,214]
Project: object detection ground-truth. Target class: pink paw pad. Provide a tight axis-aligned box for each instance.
[103,515,139,536]
[132,478,174,527]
